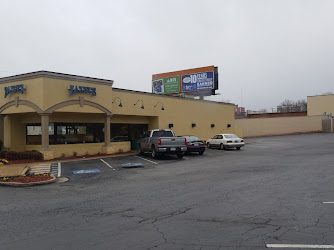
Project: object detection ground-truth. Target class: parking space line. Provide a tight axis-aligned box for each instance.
[58,162,61,177]
[100,159,116,170]
[322,202,334,204]
[266,244,334,248]
[134,156,158,165]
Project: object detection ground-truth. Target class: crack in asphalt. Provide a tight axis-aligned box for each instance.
[139,207,191,224]
[147,222,167,250]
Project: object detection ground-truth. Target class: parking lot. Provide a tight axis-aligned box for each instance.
[2,133,334,249]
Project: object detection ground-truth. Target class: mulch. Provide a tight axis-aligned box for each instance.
[6,175,53,183]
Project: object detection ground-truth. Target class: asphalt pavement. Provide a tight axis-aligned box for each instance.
[1,133,334,249]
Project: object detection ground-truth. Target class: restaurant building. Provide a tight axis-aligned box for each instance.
[0,71,240,160]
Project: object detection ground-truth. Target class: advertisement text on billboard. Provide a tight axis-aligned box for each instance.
[181,71,214,92]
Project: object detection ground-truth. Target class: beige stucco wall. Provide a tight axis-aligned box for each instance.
[112,89,240,140]
[307,95,334,116]
[236,115,324,138]
[0,78,44,114]
[0,77,112,114]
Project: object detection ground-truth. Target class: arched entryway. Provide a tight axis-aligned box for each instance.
[0,97,113,159]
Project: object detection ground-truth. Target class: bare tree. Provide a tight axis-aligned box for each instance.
[277,99,307,113]
[259,108,268,113]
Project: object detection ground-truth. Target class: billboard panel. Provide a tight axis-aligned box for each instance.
[152,76,180,94]
[182,71,214,92]
[152,66,218,96]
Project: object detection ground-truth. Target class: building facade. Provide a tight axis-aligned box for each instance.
[0,71,240,160]
[307,94,334,116]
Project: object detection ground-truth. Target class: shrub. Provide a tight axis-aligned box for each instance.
[3,150,43,160]
[0,151,5,158]
[73,151,77,156]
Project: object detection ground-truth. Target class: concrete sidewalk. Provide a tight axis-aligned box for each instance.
[0,166,29,177]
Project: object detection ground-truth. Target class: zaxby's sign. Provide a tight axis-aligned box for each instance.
[152,66,218,96]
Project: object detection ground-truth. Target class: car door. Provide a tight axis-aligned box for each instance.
[211,135,219,146]
[217,135,223,145]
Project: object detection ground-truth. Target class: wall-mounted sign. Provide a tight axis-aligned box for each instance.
[182,71,214,92]
[152,76,180,94]
[68,85,96,96]
[4,84,26,98]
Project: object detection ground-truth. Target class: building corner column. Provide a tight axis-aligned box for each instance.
[102,114,114,154]
[39,113,54,160]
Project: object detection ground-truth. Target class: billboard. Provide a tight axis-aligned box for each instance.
[152,76,180,94]
[182,71,214,92]
[152,66,218,96]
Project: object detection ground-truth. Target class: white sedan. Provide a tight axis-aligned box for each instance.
[206,134,245,150]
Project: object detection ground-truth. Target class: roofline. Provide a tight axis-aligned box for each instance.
[0,71,114,86]
[308,94,334,98]
[112,87,235,106]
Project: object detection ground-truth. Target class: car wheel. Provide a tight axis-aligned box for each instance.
[207,143,211,148]
[199,151,204,155]
[220,143,225,150]
[151,147,159,159]
[177,154,184,159]
[138,145,144,155]
[236,147,241,150]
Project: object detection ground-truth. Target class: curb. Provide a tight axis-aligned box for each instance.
[6,151,139,168]
[0,174,56,187]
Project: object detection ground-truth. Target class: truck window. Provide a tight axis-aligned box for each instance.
[151,131,174,137]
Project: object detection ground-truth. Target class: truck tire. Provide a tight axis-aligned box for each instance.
[151,147,159,159]
[138,145,144,155]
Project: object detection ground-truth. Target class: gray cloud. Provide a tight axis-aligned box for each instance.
[1,0,333,111]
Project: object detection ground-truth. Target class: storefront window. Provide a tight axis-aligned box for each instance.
[26,123,103,145]
[26,124,54,145]
[110,124,148,141]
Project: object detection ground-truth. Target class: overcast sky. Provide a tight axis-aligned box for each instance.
[1,0,334,111]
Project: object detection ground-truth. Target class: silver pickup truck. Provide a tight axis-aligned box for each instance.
[138,129,187,159]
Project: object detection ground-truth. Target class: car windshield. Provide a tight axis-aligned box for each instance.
[185,136,201,141]
[152,131,174,137]
[224,134,239,139]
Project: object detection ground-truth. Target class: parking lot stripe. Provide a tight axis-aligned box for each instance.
[58,162,61,177]
[322,202,334,204]
[134,156,158,165]
[100,159,116,170]
[266,244,334,248]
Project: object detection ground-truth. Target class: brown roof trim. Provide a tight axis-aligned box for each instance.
[0,71,114,86]
[112,87,235,106]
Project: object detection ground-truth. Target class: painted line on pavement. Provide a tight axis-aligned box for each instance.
[134,156,158,165]
[322,202,334,204]
[266,244,334,248]
[58,162,61,177]
[100,159,116,170]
